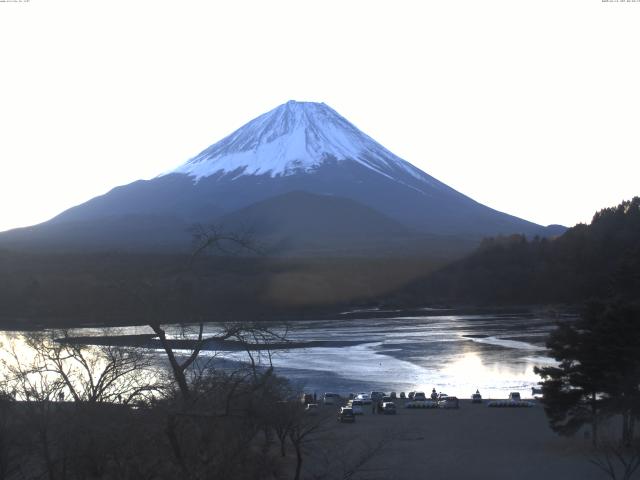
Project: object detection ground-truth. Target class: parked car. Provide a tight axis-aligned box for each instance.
[413,392,427,401]
[390,391,397,399]
[437,393,449,401]
[488,394,534,408]
[323,393,340,405]
[350,400,364,415]
[338,407,356,423]
[370,391,385,403]
[406,399,437,409]
[355,393,371,405]
[439,396,459,409]
[305,403,319,414]
[382,396,392,403]
[382,402,397,414]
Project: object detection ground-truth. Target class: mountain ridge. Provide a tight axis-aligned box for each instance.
[0,100,564,254]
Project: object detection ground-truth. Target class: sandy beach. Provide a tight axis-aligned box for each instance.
[301,399,605,480]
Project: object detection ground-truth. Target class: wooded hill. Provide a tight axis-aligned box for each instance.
[394,197,640,306]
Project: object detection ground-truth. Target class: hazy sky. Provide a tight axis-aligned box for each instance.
[1,0,638,232]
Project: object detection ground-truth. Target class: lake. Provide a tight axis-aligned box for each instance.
[0,311,565,400]
[201,310,563,399]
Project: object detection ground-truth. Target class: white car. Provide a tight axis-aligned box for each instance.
[355,393,371,405]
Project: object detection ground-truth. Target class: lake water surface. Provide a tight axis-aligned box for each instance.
[1,311,564,400]
[202,311,563,399]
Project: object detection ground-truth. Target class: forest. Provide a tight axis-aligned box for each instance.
[394,197,640,307]
[0,248,445,329]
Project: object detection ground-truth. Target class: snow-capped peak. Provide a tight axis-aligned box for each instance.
[165,100,436,187]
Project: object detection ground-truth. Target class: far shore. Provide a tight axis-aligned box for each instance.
[55,334,371,352]
[0,304,578,331]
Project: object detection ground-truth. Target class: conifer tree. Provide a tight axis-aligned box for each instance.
[535,302,640,445]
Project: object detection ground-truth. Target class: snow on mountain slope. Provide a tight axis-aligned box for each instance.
[167,100,442,190]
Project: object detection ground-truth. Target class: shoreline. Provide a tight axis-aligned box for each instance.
[0,304,578,331]
[56,334,372,352]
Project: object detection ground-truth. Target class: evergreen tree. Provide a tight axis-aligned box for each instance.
[535,302,640,445]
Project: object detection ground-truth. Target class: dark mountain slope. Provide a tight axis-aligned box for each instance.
[217,190,417,254]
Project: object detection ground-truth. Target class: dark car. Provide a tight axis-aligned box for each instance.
[508,392,522,402]
[370,391,385,403]
[382,402,396,414]
[338,407,356,423]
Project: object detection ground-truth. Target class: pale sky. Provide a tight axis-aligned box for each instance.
[1,0,638,233]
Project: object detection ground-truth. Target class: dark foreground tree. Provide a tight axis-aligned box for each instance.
[590,438,640,480]
[535,301,640,446]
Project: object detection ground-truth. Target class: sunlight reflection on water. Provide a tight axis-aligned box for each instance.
[0,313,562,400]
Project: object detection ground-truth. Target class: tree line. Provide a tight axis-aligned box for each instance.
[395,197,640,306]
[535,301,640,479]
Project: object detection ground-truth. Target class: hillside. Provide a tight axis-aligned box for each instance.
[393,197,640,306]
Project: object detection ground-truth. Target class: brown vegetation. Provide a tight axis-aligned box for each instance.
[0,251,446,329]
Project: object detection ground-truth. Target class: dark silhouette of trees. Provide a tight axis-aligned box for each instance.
[535,302,640,447]
[22,330,163,404]
[400,197,640,306]
[589,438,640,480]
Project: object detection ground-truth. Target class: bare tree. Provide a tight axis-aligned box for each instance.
[287,408,331,480]
[190,223,259,261]
[1,338,67,480]
[0,391,20,480]
[20,330,164,405]
[590,439,640,480]
[148,322,206,403]
[142,225,299,479]
[1,332,169,480]
[272,400,298,458]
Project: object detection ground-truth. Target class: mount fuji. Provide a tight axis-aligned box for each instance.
[0,101,563,254]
